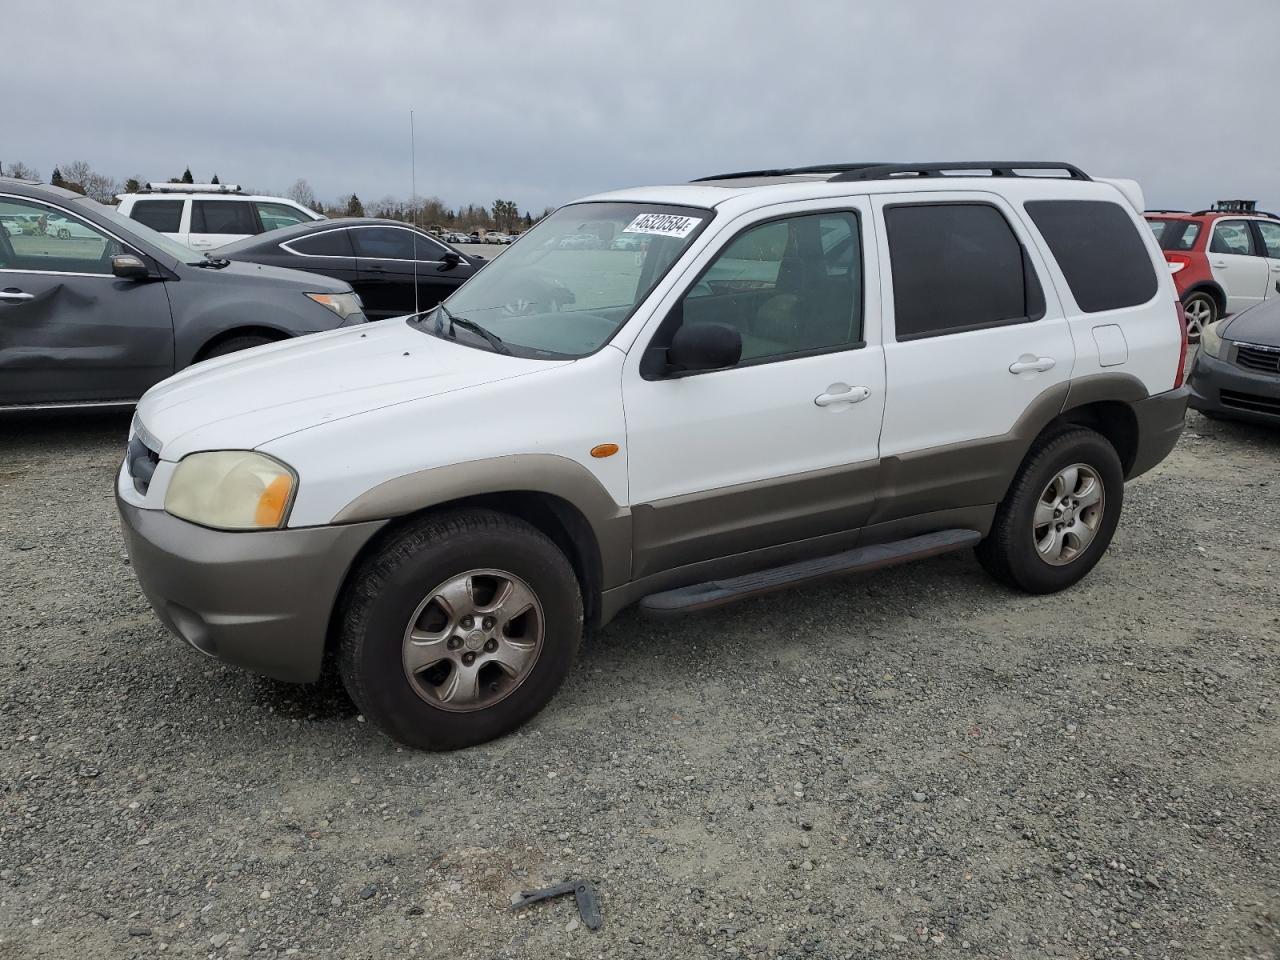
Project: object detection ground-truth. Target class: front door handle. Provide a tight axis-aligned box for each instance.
[1009,355,1056,375]
[814,384,871,407]
[0,289,34,302]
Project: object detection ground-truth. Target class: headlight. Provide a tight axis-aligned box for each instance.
[165,451,296,530]
[1200,319,1224,359]
[306,292,363,320]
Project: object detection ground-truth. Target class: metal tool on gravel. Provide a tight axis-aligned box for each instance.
[510,879,602,930]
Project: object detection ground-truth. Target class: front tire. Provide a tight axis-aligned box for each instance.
[976,428,1123,594]
[338,509,582,750]
[1182,292,1217,343]
[199,335,276,360]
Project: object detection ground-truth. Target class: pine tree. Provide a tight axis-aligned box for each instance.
[181,167,194,184]
[344,194,365,217]
[50,167,65,188]
[211,173,220,184]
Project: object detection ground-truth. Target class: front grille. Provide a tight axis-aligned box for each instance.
[1235,343,1280,374]
[1220,389,1280,416]
[126,434,160,495]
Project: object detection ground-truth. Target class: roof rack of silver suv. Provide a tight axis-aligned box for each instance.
[139,182,242,194]
[693,161,1091,183]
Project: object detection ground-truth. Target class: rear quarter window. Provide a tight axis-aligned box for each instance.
[1025,200,1158,313]
[129,199,184,233]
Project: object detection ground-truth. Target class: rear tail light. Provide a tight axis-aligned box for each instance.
[1173,300,1188,388]
[1165,252,1192,275]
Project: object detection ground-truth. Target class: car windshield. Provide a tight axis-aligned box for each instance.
[415,201,712,358]
[76,198,207,265]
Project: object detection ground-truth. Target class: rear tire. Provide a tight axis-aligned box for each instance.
[976,428,1124,594]
[200,335,276,360]
[1182,292,1217,343]
[337,509,582,750]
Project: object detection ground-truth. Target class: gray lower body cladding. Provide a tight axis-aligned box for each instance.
[117,496,386,683]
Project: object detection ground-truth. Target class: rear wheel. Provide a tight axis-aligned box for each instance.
[338,509,582,750]
[1182,292,1217,343]
[976,428,1123,593]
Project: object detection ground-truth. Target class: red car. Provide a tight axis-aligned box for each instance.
[1144,208,1280,341]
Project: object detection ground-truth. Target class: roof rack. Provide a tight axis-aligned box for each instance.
[1145,209,1189,214]
[139,182,242,194]
[1191,207,1280,220]
[694,161,1090,184]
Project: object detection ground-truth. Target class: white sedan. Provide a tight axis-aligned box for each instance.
[44,213,101,240]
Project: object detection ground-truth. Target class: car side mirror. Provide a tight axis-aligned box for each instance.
[666,322,742,374]
[438,251,462,271]
[111,254,149,280]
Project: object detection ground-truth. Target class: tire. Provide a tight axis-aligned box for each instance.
[337,509,583,750]
[976,428,1124,594]
[1182,292,1217,343]
[200,335,276,360]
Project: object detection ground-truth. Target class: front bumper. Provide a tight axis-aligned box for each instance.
[1188,349,1280,426]
[117,497,386,682]
[1127,385,1190,479]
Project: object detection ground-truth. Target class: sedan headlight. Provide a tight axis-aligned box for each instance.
[1200,319,1224,359]
[306,292,363,320]
[165,451,296,530]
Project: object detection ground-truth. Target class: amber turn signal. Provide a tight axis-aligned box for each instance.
[590,443,620,458]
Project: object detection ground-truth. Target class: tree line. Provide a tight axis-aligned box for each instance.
[1,161,549,234]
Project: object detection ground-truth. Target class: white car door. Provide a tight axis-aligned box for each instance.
[1253,219,1280,300]
[870,191,1075,521]
[1208,218,1268,314]
[622,199,886,579]
[188,198,259,250]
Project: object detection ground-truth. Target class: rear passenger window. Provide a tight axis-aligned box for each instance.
[1025,200,1158,313]
[129,199,183,233]
[290,229,354,257]
[192,200,259,235]
[1210,220,1257,256]
[885,203,1042,340]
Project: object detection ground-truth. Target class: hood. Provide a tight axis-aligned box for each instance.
[1223,299,1280,347]
[135,318,570,460]
[191,257,351,292]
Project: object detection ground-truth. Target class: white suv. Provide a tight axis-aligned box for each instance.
[116,183,323,250]
[116,161,1190,750]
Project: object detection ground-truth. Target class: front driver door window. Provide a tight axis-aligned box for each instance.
[623,206,885,577]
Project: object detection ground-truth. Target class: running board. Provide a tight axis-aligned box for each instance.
[638,529,982,615]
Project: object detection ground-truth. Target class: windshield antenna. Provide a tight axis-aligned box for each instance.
[410,108,420,317]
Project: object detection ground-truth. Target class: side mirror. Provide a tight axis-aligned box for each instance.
[438,251,462,271]
[111,254,149,280]
[666,322,742,374]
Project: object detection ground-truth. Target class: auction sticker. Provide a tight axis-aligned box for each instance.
[622,213,702,238]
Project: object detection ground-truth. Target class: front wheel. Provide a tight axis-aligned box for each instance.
[338,509,582,750]
[976,428,1123,593]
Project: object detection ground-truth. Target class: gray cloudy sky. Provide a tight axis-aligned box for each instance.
[6,0,1280,212]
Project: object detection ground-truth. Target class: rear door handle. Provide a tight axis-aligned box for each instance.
[814,384,871,407]
[1009,356,1056,375]
[0,289,34,302]
[1211,260,1227,268]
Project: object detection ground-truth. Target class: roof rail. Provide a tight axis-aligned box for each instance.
[1191,207,1280,220]
[828,161,1090,182]
[691,163,889,182]
[1145,209,1189,214]
[139,182,242,194]
[692,161,1090,184]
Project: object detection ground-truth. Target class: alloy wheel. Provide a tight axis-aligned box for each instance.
[1033,463,1105,566]
[401,568,544,713]
[1184,297,1213,342]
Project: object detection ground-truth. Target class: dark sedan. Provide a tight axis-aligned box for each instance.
[1188,295,1280,425]
[218,219,484,321]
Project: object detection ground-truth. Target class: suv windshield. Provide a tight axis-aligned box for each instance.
[416,201,712,357]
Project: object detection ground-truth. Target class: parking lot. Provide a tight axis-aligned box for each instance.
[1,402,1276,960]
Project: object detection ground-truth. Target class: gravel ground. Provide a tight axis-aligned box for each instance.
[1,401,1277,960]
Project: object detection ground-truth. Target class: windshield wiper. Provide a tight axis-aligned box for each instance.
[193,254,230,269]
[432,303,509,354]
